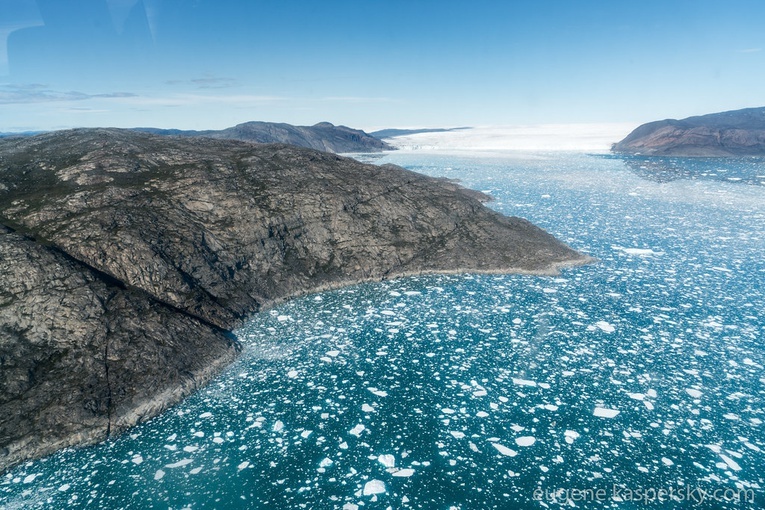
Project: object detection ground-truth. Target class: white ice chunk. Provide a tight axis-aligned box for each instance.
[349,424,366,437]
[492,443,518,457]
[165,459,193,469]
[367,388,388,397]
[594,321,615,333]
[564,430,580,444]
[512,378,537,387]
[594,407,620,418]
[363,480,386,496]
[515,436,536,447]
[719,454,742,471]
[392,468,415,477]
[686,388,703,398]
[237,461,250,470]
[154,469,165,481]
[378,454,395,468]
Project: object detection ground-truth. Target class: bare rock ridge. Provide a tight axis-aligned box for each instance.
[136,121,394,153]
[0,128,591,473]
[612,107,765,156]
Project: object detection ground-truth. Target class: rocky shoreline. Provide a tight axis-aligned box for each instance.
[0,129,592,473]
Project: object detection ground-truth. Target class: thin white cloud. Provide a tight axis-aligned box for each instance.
[0,84,137,104]
[321,96,399,104]
[738,48,762,53]
[112,93,290,107]
[165,76,239,89]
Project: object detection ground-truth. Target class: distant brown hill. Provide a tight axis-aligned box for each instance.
[612,107,765,156]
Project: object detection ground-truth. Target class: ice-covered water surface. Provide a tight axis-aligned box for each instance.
[2,152,764,509]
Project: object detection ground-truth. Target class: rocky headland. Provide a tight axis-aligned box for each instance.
[0,129,591,473]
[612,107,765,156]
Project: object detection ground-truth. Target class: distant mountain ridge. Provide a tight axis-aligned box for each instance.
[612,107,765,156]
[135,121,394,153]
[370,127,471,139]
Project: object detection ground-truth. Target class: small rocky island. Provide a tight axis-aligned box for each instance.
[612,106,765,156]
[0,129,591,473]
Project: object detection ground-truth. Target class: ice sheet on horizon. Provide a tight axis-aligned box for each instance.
[382,124,635,153]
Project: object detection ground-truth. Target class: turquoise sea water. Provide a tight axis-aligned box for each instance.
[2,152,764,509]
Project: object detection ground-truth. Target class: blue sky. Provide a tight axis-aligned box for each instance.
[2,0,765,132]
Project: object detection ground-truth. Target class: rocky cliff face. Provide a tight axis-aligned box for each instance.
[612,107,765,156]
[137,121,394,153]
[0,129,591,473]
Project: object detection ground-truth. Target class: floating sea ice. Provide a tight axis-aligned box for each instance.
[564,430,580,445]
[190,467,203,475]
[22,474,36,484]
[154,470,165,481]
[719,454,742,471]
[594,321,615,333]
[319,458,334,468]
[363,480,386,496]
[450,431,466,439]
[378,454,395,468]
[131,454,143,465]
[273,420,284,432]
[391,468,414,477]
[685,388,703,398]
[367,387,388,397]
[199,412,213,419]
[593,407,620,418]
[237,461,250,470]
[661,457,674,467]
[326,350,340,357]
[476,411,489,418]
[644,401,655,410]
[515,436,536,447]
[627,393,645,401]
[165,459,193,469]
[58,484,70,491]
[287,370,299,379]
[492,443,518,457]
[276,315,290,322]
[361,403,375,413]
[622,248,659,256]
[349,424,366,437]
[512,378,537,387]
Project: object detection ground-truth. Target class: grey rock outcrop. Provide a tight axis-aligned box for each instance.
[612,107,765,156]
[0,128,591,473]
[136,121,394,153]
